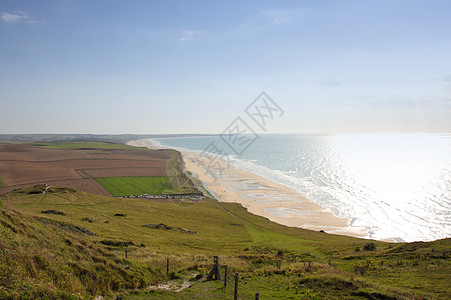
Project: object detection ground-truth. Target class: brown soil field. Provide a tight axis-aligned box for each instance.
[0,144,169,196]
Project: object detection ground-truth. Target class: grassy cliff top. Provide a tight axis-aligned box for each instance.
[1,186,450,299]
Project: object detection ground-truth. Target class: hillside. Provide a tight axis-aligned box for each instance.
[1,186,450,299]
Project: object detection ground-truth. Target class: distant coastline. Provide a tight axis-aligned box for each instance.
[0,133,217,144]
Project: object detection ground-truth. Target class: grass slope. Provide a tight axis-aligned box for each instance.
[95,177,173,196]
[163,150,198,193]
[1,186,450,299]
[0,198,162,299]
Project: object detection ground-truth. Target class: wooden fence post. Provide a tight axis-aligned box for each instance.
[215,256,221,280]
[207,255,221,281]
[166,258,169,275]
[234,272,239,300]
[255,292,260,300]
[224,265,228,288]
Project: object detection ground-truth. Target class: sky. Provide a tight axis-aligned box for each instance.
[1,0,450,134]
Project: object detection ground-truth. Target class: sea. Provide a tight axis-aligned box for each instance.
[152,133,451,242]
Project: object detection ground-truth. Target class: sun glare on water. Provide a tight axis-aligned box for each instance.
[329,133,451,241]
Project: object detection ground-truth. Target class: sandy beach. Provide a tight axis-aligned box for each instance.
[128,139,369,238]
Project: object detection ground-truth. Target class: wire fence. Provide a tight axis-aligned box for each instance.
[206,256,260,300]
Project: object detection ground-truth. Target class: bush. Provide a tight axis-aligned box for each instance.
[363,243,376,251]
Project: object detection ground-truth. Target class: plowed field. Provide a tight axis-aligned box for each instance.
[0,143,169,196]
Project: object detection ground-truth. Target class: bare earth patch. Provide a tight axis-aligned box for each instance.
[147,273,200,292]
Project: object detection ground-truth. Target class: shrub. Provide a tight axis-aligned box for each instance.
[363,243,376,251]
[41,210,66,216]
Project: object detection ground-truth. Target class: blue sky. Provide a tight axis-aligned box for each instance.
[1,0,450,134]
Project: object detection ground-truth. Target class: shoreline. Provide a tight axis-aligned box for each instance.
[128,139,369,239]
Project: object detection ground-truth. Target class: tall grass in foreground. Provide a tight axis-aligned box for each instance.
[0,207,167,298]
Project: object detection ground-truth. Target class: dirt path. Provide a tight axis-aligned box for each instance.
[147,272,200,293]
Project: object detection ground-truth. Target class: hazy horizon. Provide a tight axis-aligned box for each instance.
[1,132,451,136]
[1,0,450,134]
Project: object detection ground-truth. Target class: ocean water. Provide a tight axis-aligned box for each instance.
[152,134,451,242]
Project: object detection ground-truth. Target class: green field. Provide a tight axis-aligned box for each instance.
[33,142,148,150]
[0,186,450,299]
[95,176,174,196]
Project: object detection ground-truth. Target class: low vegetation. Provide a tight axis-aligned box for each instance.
[0,185,450,299]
